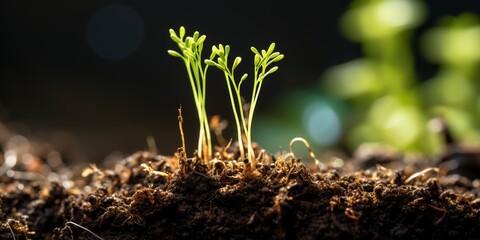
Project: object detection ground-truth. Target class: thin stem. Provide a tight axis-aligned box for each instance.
[200,63,212,159]
[7,221,16,240]
[184,60,205,155]
[246,65,264,165]
[191,59,208,159]
[66,221,104,240]
[230,65,249,145]
[202,106,212,158]
[224,72,245,159]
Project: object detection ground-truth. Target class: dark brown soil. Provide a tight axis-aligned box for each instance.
[1,127,479,239]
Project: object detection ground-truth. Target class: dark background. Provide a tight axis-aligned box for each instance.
[1,1,479,163]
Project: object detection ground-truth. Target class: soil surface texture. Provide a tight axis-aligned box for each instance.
[1,128,479,239]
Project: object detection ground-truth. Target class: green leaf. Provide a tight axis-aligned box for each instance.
[205,59,223,69]
[257,56,267,67]
[197,35,206,45]
[217,57,225,66]
[197,36,206,53]
[179,26,185,39]
[250,47,260,56]
[170,34,182,44]
[185,37,194,48]
[269,52,280,59]
[168,50,183,58]
[233,57,242,70]
[209,50,217,60]
[183,49,194,59]
[212,45,219,54]
[240,73,248,82]
[266,43,276,56]
[271,54,284,63]
[261,49,267,57]
[254,54,260,66]
[193,31,200,41]
[225,45,230,57]
[169,29,177,37]
[204,59,215,66]
[216,44,225,58]
[265,66,278,76]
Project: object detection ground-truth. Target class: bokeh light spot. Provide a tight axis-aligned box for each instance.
[303,101,341,146]
[87,3,144,60]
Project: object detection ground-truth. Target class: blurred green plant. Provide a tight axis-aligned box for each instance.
[322,0,480,154]
[420,13,480,145]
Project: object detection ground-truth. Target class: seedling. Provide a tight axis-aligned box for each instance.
[169,26,284,167]
[205,43,284,166]
[168,27,213,160]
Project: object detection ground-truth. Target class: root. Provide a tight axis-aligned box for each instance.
[289,137,324,170]
[405,167,439,183]
[7,220,16,240]
[140,163,170,178]
[428,204,447,225]
[66,221,104,240]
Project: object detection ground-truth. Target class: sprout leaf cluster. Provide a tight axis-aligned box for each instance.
[206,43,284,166]
[168,27,213,160]
[169,26,284,166]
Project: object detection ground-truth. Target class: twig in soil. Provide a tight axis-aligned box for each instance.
[65,221,104,240]
[222,139,233,158]
[344,208,360,221]
[289,137,324,170]
[329,196,348,231]
[344,208,361,229]
[256,149,266,164]
[405,167,439,183]
[270,187,292,214]
[140,163,169,178]
[7,220,16,240]
[428,204,447,225]
[178,106,187,160]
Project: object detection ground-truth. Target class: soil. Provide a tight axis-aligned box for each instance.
[1,123,479,240]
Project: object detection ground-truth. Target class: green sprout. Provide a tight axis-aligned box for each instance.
[168,27,214,160]
[168,26,284,165]
[205,43,284,165]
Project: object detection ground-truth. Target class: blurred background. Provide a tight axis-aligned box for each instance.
[1,0,479,165]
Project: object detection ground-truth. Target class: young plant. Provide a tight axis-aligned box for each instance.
[205,43,284,166]
[168,27,214,160]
